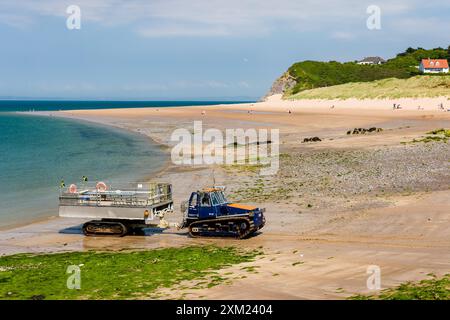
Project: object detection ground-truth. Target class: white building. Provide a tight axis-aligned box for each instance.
[357,56,386,65]
[419,59,449,73]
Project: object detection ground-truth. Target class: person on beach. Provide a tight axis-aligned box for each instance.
[201,110,206,115]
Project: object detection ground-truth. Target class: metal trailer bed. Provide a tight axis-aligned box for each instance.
[59,182,175,235]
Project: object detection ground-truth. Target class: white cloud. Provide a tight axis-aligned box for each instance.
[390,17,450,35]
[0,0,447,38]
[122,83,169,92]
[173,80,231,89]
[0,13,34,29]
[331,31,356,40]
[29,79,251,95]
[136,24,231,38]
[238,81,250,88]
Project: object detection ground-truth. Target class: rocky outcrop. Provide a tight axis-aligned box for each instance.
[261,71,296,101]
[302,137,322,143]
[347,127,383,135]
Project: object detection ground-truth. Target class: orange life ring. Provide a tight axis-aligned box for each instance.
[96,181,108,192]
[69,184,77,193]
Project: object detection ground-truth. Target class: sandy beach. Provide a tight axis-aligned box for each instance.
[1,95,450,299]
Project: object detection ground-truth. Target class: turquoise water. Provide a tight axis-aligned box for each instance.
[0,112,168,228]
[0,100,251,112]
[0,100,253,228]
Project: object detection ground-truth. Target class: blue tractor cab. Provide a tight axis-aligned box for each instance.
[181,187,265,239]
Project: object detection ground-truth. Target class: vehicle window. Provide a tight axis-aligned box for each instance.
[216,191,227,204]
[200,193,211,207]
[189,193,198,207]
[211,193,219,206]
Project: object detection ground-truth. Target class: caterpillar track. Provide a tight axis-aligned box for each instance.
[188,216,261,239]
[82,220,128,237]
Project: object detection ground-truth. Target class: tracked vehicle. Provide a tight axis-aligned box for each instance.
[180,187,266,239]
[59,183,265,238]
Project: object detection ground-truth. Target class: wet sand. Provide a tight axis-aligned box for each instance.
[2,95,450,299]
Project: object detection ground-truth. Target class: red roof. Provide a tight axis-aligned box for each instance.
[421,59,449,69]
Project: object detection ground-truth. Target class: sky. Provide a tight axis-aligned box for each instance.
[0,0,449,100]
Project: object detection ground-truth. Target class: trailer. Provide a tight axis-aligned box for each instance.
[59,182,175,236]
[59,182,265,238]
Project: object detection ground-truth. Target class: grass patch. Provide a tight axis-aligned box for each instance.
[286,60,409,95]
[427,128,450,137]
[411,136,448,143]
[223,163,266,173]
[221,155,274,174]
[349,274,450,300]
[283,46,450,96]
[288,76,450,100]
[405,128,450,144]
[240,266,260,273]
[0,246,261,300]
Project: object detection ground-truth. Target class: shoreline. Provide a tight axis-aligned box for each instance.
[22,110,174,149]
[0,112,172,232]
[0,214,60,233]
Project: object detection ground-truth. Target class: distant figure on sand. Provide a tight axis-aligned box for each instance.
[393,103,401,110]
[201,110,206,115]
[288,110,292,114]
[330,105,335,109]
[439,103,444,110]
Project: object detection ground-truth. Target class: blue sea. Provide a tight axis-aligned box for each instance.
[0,100,251,228]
